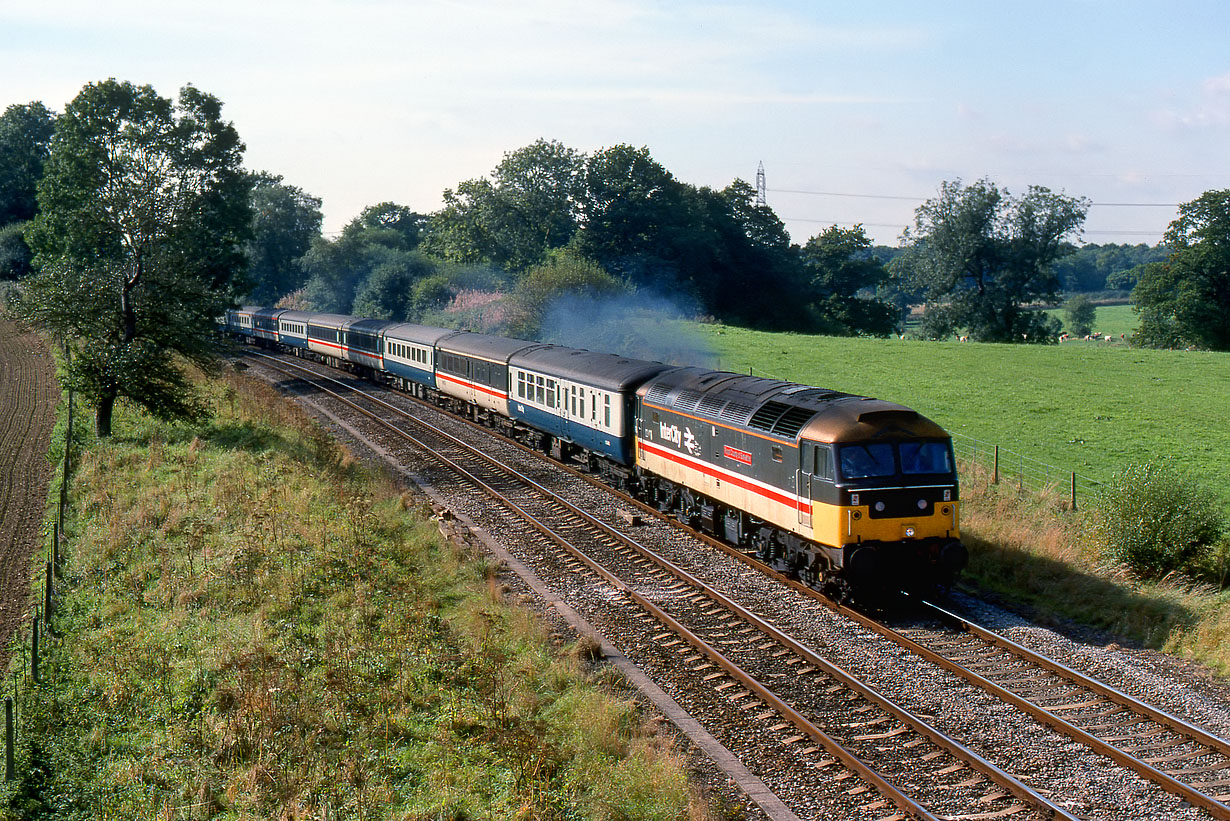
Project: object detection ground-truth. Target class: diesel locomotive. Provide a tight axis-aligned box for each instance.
[223,306,966,599]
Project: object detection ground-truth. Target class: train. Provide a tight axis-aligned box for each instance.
[223,306,967,600]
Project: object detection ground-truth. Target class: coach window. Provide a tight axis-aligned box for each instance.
[535,375,544,404]
[545,379,556,408]
[604,395,611,428]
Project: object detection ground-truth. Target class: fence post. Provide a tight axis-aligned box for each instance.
[44,562,53,629]
[992,445,999,484]
[1071,472,1078,512]
[31,616,40,685]
[4,695,13,781]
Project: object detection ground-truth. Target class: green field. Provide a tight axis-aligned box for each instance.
[699,324,1230,504]
[1045,302,1139,339]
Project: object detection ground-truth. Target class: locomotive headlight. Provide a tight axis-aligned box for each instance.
[905,527,916,537]
[874,501,885,512]
[917,499,928,510]
[941,505,952,516]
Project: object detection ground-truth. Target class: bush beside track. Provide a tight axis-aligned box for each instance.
[1,367,709,821]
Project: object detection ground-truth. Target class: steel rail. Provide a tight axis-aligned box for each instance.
[917,597,1230,760]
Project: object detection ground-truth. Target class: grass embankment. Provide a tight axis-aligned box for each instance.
[2,370,706,820]
[703,324,1230,675]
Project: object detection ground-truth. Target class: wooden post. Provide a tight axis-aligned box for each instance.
[44,562,53,627]
[31,617,40,685]
[1071,472,1078,511]
[5,696,13,781]
[992,445,999,484]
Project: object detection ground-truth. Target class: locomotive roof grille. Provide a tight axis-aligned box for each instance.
[747,400,819,437]
[770,405,818,437]
[696,393,727,418]
[644,383,672,405]
[717,401,754,425]
[674,389,704,412]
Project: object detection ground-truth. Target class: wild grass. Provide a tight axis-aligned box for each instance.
[2,368,712,820]
[956,467,1230,675]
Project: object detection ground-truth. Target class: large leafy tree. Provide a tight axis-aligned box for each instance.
[425,139,582,271]
[244,172,322,304]
[800,225,900,336]
[0,101,56,226]
[902,178,1088,342]
[19,80,251,436]
[691,179,809,330]
[299,202,427,314]
[1133,190,1230,350]
[0,101,57,279]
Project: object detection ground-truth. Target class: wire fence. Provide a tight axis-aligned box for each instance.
[951,431,1103,511]
[5,386,72,785]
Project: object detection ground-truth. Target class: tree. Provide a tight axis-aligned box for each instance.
[244,172,322,303]
[0,101,56,226]
[0,222,33,280]
[504,249,626,339]
[1063,293,1096,337]
[19,80,251,436]
[1133,190,1230,350]
[799,225,900,336]
[0,102,57,280]
[901,178,1088,342]
[424,139,581,271]
[351,251,439,320]
[348,201,427,250]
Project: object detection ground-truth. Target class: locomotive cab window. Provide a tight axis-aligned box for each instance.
[901,441,954,475]
[838,443,896,479]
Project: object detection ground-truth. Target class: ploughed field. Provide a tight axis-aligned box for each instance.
[0,317,58,666]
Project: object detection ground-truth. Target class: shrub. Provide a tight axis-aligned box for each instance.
[1090,461,1226,578]
[1063,293,1096,337]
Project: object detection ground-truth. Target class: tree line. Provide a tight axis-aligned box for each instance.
[2,80,1228,435]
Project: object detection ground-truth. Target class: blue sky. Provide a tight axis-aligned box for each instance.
[4,0,1228,244]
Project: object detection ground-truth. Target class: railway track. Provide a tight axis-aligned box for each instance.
[635,494,1230,820]
[248,351,1077,821]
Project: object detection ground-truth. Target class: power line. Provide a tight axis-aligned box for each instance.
[769,186,1180,207]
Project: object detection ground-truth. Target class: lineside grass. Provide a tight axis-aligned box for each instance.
[2,368,711,820]
[956,474,1230,675]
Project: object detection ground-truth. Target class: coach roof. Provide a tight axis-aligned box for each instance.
[512,345,676,391]
[437,330,546,363]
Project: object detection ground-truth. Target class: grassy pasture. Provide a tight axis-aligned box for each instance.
[1045,302,1139,339]
[701,324,1230,505]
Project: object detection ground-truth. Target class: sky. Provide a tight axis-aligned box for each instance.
[3,0,1228,246]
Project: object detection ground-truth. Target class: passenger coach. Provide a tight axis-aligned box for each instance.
[509,346,674,470]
